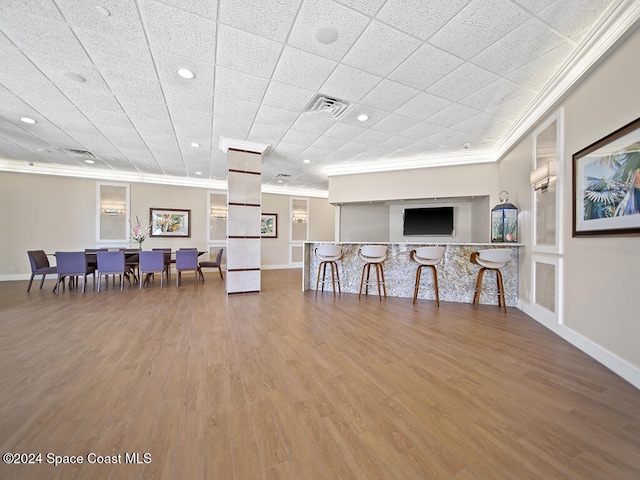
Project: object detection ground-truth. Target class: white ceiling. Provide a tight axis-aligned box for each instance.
[0,0,635,196]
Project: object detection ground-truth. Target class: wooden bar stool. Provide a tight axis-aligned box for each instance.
[470,249,512,313]
[411,246,445,306]
[358,245,388,300]
[315,244,342,295]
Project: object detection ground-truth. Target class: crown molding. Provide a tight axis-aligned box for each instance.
[495,0,640,159]
[218,137,271,154]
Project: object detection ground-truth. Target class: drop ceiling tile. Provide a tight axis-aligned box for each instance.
[352,129,392,146]
[291,113,335,135]
[451,112,507,136]
[1,0,64,20]
[427,128,474,148]
[280,129,321,146]
[213,66,269,103]
[369,113,417,135]
[379,135,414,151]
[429,0,529,60]
[55,0,146,43]
[342,21,421,77]
[288,0,370,61]
[319,65,381,103]
[213,116,252,142]
[310,135,349,151]
[426,103,481,128]
[332,0,385,16]
[213,95,260,121]
[270,142,307,159]
[218,0,301,42]
[254,105,299,129]
[512,0,556,12]
[155,0,218,19]
[138,0,216,61]
[74,27,156,77]
[485,93,536,122]
[360,80,420,113]
[399,140,442,154]
[299,146,331,161]
[400,122,444,141]
[427,63,498,102]
[272,46,337,90]
[322,122,365,140]
[459,78,531,112]
[262,81,315,112]
[395,92,452,121]
[0,8,90,61]
[376,0,470,40]
[472,18,567,75]
[247,122,287,145]
[388,43,464,90]
[216,24,282,79]
[505,42,574,90]
[540,0,614,38]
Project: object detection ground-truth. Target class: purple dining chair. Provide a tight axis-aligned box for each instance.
[26,250,57,292]
[139,250,167,289]
[96,251,129,292]
[54,251,96,294]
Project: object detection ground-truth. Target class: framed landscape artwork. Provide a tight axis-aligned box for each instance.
[150,208,191,237]
[261,213,277,238]
[573,117,640,236]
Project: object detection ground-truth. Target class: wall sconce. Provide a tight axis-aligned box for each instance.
[530,161,557,191]
[101,203,126,215]
[210,208,227,219]
[292,213,308,223]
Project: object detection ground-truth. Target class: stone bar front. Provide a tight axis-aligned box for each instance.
[303,242,521,307]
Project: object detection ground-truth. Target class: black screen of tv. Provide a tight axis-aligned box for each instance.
[403,207,454,236]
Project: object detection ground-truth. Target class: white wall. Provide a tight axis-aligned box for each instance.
[326,25,640,385]
[0,172,335,278]
[339,203,389,242]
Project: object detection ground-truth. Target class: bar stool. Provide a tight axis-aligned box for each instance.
[314,244,342,295]
[359,245,388,300]
[470,249,512,313]
[411,246,445,306]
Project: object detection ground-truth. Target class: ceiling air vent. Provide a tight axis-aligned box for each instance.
[63,149,98,159]
[305,94,352,119]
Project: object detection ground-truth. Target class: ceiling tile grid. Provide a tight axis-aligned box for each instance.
[0,0,627,192]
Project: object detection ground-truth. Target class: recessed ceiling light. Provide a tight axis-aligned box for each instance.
[20,117,36,124]
[195,171,202,175]
[85,159,95,164]
[315,25,339,44]
[177,68,195,79]
[190,142,200,148]
[303,159,310,164]
[64,72,87,83]
[95,5,111,16]
[357,114,369,122]
[277,179,284,183]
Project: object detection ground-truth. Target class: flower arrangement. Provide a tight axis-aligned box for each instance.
[130,216,151,249]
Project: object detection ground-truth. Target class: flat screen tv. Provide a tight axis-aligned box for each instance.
[403,207,454,236]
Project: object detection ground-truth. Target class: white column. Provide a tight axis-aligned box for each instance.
[219,138,270,294]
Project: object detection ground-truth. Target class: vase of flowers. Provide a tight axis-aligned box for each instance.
[130,216,151,249]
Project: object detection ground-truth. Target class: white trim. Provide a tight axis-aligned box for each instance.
[520,301,640,390]
[96,181,130,244]
[530,254,564,325]
[261,264,302,270]
[218,137,270,154]
[531,109,564,254]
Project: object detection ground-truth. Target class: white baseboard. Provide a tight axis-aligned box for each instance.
[519,301,640,390]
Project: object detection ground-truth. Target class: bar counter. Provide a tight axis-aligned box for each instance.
[303,242,521,307]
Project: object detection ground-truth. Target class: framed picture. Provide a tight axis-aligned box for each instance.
[150,208,191,237]
[261,213,277,238]
[573,117,640,237]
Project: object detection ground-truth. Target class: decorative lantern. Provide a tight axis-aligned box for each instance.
[491,191,518,243]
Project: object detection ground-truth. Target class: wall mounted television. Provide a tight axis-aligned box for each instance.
[403,207,454,236]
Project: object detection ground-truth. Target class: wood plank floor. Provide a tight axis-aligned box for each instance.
[1,269,639,479]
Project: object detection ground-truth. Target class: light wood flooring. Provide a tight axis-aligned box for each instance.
[1,269,639,479]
